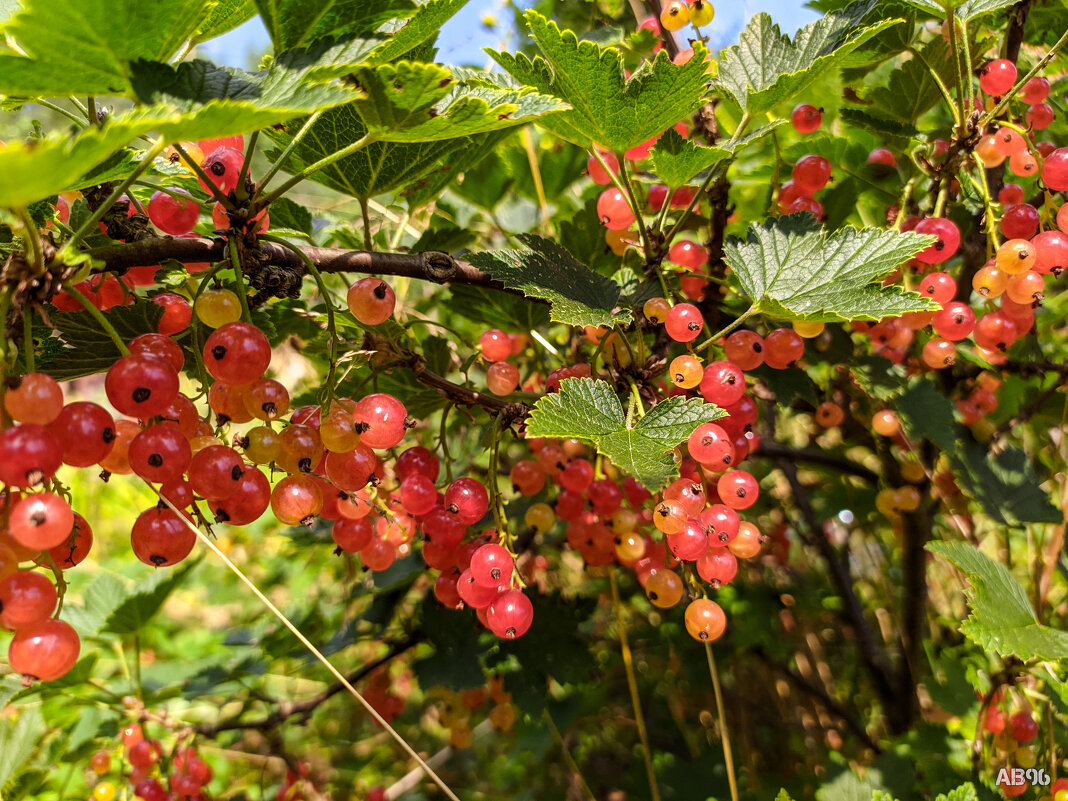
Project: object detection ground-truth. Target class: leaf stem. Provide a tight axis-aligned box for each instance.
[609,570,661,801]
[34,98,88,127]
[360,197,373,251]
[942,9,968,137]
[66,286,130,355]
[235,129,260,204]
[521,127,551,229]
[62,138,169,253]
[705,643,739,801]
[16,208,43,273]
[256,110,324,194]
[543,710,598,801]
[696,306,755,353]
[260,133,375,207]
[227,238,252,322]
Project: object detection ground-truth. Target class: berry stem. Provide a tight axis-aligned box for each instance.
[259,132,375,208]
[695,306,755,354]
[260,234,342,410]
[235,129,260,204]
[487,417,522,586]
[15,208,43,274]
[907,46,961,131]
[65,286,130,355]
[146,481,467,801]
[359,197,373,251]
[608,570,662,801]
[521,127,551,230]
[21,304,34,372]
[226,237,253,323]
[979,28,1068,129]
[62,138,169,253]
[438,404,454,483]
[704,642,740,801]
[172,142,236,210]
[255,110,324,196]
[33,98,87,128]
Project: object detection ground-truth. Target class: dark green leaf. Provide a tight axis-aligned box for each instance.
[468,234,628,328]
[893,378,959,452]
[949,439,1061,526]
[39,302,166,382]
[254,0,414,51]
[268,197,314,237]
[447,284,551,331]
[104,560,199,635]
[413,596,486,690]
[848,354,907,401]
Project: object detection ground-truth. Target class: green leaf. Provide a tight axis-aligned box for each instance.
[265,106,477,200]
[848,354,907,401]
[954,0,1019,22]
[839,108,919,142]
[467,234,628,328]
[369,0,468,64]
[191,0,258,44]
[712,0,902,116]
[862,36,974,124]
[775,792,796,801]
[935,784,980,801]
[348,61,567,142]
[63,573,131,639]
[893,378,958,452]
[269,197,314,237]
[651,128,732,188]
[488,11,710,151]
[948,438,1061,526]
[927,541,1068,661]
[104,560,199,635]
[0,706,44,790]
[724,214,939,322]
[447,285,551,332]
[0,0,212,97]
[413,596,486,690]
[38,302,165,382]
[254,0,414,51]
[525,377,725,491]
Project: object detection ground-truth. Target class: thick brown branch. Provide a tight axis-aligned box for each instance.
[754,441,879,484]
[194,637,419,737]
[1005,0,1032,62]
[777,459,905,733]
[85,237,513,293]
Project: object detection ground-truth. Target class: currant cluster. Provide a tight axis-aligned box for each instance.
[976,687,1057,799]
[427,675,516,749]
[86,724,214,801]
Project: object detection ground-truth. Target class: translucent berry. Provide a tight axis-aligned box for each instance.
[791,104,822,134]
[347,277,396,325]
[664,303,704,342]
[147,190,200,235]
[978,59,1017,96]
[684,598,726,641]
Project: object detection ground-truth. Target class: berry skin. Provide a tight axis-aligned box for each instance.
[8,618,80,681]
[1001,203,1039,240]
[699,361,746,406]
[131,508,196,567]
[724,330,764,370]
[791,104,822,134]
[763,328,804,369]
[194,287,242,328]
[106,354,181,419]
[470,543,513,590]
[1042,148,1068,191]
[399,474,437,516]
[871,409,900,437]
[0,570,57,629]
[352,393,408,449]
[204,322,271,384]
[129,424,192,484]
[919,272,956,305]
[643,297,671,324]
[487,361,520,396]
[150,292,192,335]
[445,478,489,525]
[664,303,704,342]
[974,134,1006,167]
[47,512,93,568]
[1021,75,1050,104]
[189,445,245,501]
[1007,711,1038,743]
[815,401,845,427]
[913,218,960,264]
[684,598,726,642]
[659,0,690,31]
[271,475,324,526]
[717,470,758,510]
[243,378,290,421]
[688,0,714,26]
[208,466,271,525]
[147,190,200,235]
[792,154,831,193]
[995,239,1036,275]
[645,570,684,608]
[688,422,735,470]
[587,151,619,185]
[1026,102,1054,130]
[3,373,63,425]
[597,188,635,230]
[347,277,396,325]
[670,354,703,389]
[867,147,896,167]
[978,59,1017,96]
[479,329,512,362]
[1033,230,1068,275]
[486,590,533,639]
[922,337,956,369]
[669,239,708,270]
[199,146,244,193]
[0,424,63,488]
[129,332,185,372]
